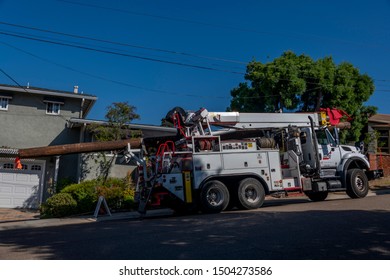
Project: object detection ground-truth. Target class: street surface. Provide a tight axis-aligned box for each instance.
[0,192,389,260]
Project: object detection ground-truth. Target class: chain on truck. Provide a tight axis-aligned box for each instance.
[130,107,383,215]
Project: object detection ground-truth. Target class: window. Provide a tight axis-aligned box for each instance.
[3,163,14,169]
[31,165,42,171]
[0,97,9,110]
[46,102,61,115]
[377,129,389,154]
[315,129,337,147]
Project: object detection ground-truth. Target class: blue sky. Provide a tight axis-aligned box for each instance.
[1,0,389,125]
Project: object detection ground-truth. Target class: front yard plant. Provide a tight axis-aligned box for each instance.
[40,177,136,218]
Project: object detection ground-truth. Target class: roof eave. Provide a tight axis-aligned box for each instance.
[0,85,97,101]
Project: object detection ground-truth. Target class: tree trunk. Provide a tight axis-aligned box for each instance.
[315,89,323,112]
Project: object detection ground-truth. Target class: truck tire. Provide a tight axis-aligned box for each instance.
[346,169,369,198]
[200,180,230,213]
[304,191,328,201]
[237,178,265,210]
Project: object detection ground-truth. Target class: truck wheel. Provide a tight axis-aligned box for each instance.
[200,180,230,213]
[346,169,369,198]
[304,191,328,201]
[237,178,265,210]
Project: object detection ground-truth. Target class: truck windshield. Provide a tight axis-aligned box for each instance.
[315,129,337,147]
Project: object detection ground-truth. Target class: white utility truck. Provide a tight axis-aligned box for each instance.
[134,107,382,214]
[11,106,382,215]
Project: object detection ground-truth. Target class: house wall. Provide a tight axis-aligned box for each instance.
[0,90,84,198]
[80,153,136,181]
[0,91,81,148]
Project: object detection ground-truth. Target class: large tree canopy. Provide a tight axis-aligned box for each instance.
[229,51,376,142]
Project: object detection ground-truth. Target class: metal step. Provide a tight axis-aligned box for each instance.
[137,181,154,215]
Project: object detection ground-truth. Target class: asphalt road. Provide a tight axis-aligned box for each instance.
[0,193,389,260]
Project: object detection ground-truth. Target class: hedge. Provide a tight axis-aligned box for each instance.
[40,193,78,218]
[41,178,135,218]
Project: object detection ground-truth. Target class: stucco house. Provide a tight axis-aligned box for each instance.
[0,84,97,208]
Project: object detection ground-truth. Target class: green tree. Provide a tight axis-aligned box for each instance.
[93,102,140,141]
[88,102,140,182]
[229,51,376,142]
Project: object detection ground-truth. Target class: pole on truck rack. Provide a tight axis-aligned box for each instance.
[18,139,142,158]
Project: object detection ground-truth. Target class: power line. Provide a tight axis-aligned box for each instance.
[0,21,246,66]
[0,41,233,99]
[57,0,390,51]
[0,31,245,75]
[0,68,28,92]
[0,67,72,122]
[2,21,389,84]
[3,40,389,101]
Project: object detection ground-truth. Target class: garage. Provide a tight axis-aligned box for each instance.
[0,159,45,209]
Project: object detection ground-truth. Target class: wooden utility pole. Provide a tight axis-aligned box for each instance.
[18,139,142,158]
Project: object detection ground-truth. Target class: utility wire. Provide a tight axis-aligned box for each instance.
[0,67,28,93]
[2,21,389,83]
[2,40,389,100]
[0,41,231,99]
[0,66,72,122]
[0,21,246,65]
[57,0,390,51]
[0,31,245,75]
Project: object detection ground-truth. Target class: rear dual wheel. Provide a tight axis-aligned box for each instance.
[236,178,265,210]
[200,180,229,213]
[200,178,265,213]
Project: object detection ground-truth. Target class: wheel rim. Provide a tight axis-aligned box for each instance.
[244,185,259,203]
[206,187,223,206]
[354,176,365,192]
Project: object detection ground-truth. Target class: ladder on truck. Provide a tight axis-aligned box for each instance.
[136,141,175,215]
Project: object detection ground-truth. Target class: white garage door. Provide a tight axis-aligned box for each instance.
[0,159,45,209]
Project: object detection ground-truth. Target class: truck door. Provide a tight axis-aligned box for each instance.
[300,127,316,169]
[315,129,341,169]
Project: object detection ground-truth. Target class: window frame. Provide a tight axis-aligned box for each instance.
[0,97,10,111]
[46,101,61,115]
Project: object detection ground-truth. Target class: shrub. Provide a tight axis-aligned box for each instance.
[61,180,98,213]
[104,177,128,188]
[123,187,135,209]
[96,186,124,209]
[55,177,75,193]
[41,193,77,218]
[42,178,137,218]
[96,185,135,210]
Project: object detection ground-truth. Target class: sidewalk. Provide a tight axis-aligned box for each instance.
[0,208,40,223]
